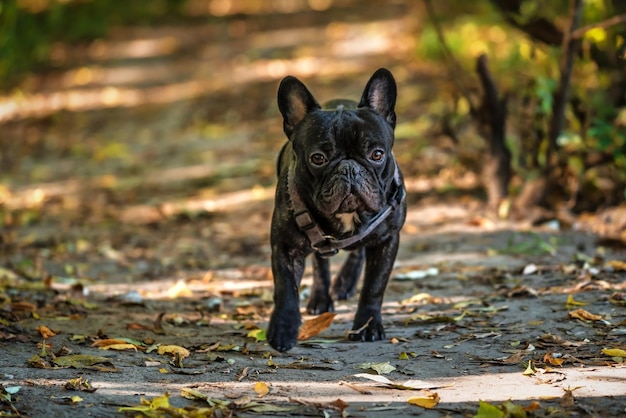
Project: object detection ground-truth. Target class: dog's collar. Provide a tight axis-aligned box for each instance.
[287,162,405,258]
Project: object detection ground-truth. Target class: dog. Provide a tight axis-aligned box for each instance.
[267,68,406,352]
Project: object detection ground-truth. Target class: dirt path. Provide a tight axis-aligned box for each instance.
[1,1,626,417]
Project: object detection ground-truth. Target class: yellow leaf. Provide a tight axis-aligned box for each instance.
[254,382,270,397]
[601,348,626,357]
[565,294,589,308]
[606,259,626,271]
[568,308,602,321]
[70,395,83,403]
[297,312,336,341]
[118,393,171,414]
[407,391,440,409]
[248,328,267,342]
[91,339,134,347]
[522,360,536,376]
[159,368,169,374]
[543,352,564,366]
[167,279,193,299]
[36,325,56,339]
[157,345,190,358]
[99,343,138,351]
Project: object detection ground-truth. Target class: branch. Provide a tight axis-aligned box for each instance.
[548,0,584,159]
[423,0,476,112]
[570,13,626,40]
[489,0,564,46]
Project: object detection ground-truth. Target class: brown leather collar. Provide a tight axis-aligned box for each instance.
[288,162,405,257]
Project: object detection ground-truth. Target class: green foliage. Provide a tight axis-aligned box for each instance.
[421,0,626,207]
[535,76,557,115]
[0,0,185,89]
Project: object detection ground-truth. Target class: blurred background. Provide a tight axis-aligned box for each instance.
[1,0,625,283]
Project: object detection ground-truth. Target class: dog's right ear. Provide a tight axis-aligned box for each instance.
[278,76,321,137]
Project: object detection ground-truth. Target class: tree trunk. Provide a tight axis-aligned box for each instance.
[472,54,512,212]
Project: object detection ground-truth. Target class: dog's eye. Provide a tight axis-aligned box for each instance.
[370,149,385,162]
[309,152,328,166]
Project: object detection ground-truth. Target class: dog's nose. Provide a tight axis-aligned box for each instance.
[338,161,359,178]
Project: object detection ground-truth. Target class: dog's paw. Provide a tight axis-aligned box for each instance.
[348,311,385,342]
[267,310,301,352]
[306,293,334,315]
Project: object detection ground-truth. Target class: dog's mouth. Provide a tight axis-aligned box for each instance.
[337,193,360,213]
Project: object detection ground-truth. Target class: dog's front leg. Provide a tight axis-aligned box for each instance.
[267,244,305,352]
[349,234,399,342]
[306,253,334,314]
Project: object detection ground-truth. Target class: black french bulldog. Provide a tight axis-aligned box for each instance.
[267,68,406,352]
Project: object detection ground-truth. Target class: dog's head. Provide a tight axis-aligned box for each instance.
[277,69,398,234]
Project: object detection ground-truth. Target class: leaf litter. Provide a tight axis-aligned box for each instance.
[2,15,626,417]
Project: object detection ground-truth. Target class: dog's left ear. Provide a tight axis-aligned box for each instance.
[358,68,397,127]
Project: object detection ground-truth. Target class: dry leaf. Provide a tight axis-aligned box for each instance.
[568,308,602,321]
[98,343,138,351]
[91,339,132,347]
[407,391,440,409]
[297,312,336,341]
[157,345,190,358]
[36,325,56,339]
[52,354,114,369]
[254,382,269,397]
[522,360,536,376]
[605,259,626,271]
[10,301,37,312]
[543,352,564,366]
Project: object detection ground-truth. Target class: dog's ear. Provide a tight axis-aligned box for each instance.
[278,76,321,137]
[358,68,397,127]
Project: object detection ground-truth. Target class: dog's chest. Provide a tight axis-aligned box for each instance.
[335,212,361,233]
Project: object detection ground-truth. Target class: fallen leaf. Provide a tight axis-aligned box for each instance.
[92,338,140,348]
[565,294,589,308]
[605,259,626,271]
[398,352,417,360]
[474,400,505,418]
[568,308,602,321]
[522,360,536,376]
[298,312,336,340]
[157,345,190,358]
[254,382,270,397]
[167,279,193,298]
[354,373,452,390]
[98,343,138,351]
[119,393,173,414]
[524,400,542,412]
[36,325,56,339]
[543,352,564,366]
[126,322,153,331]
[601,347,626,358]
[357,362,396,375]
[407,391,440,409]
[181,388,209,401]
[248,328,267,342]
[65,376,97,393]
[10,301,37,313]
[52,354,114,369]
